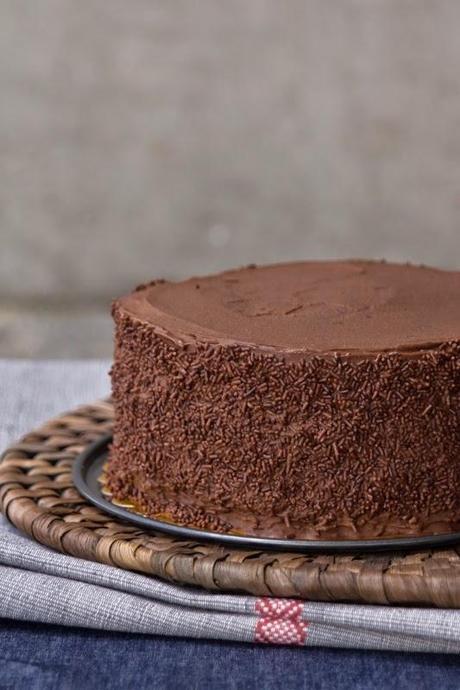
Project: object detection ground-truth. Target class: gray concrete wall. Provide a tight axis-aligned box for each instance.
[2,0,460,306]
[1,2,460,356]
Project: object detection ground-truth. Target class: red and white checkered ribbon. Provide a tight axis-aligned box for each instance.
[254,598,308,645]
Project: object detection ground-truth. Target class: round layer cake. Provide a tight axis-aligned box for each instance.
[107,260,460,539]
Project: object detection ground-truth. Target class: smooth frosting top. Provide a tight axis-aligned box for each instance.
[118,260,460,354]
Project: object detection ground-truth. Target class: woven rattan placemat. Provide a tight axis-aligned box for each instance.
[1,400,460,607]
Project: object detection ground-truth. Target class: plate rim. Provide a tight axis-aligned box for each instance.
[72,434,460,554]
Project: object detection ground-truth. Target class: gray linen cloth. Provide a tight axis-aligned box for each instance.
[1,359,460,653]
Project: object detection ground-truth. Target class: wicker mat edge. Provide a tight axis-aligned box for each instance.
[1,400,460,607]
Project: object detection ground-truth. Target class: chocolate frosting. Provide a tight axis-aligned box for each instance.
[108,260,460,541]
[119,260,460,355]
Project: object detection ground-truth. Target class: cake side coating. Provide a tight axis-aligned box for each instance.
[107,261,460,539]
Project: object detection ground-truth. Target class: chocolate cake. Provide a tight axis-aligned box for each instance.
[107,260,460,540]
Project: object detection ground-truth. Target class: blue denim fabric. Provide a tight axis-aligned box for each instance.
[0,619,460,690]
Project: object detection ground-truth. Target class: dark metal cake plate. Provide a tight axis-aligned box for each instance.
[73,434,460,554]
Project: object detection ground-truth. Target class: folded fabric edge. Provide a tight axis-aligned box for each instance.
[1,565,459,654]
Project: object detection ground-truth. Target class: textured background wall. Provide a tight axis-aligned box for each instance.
[1,1,460,355]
